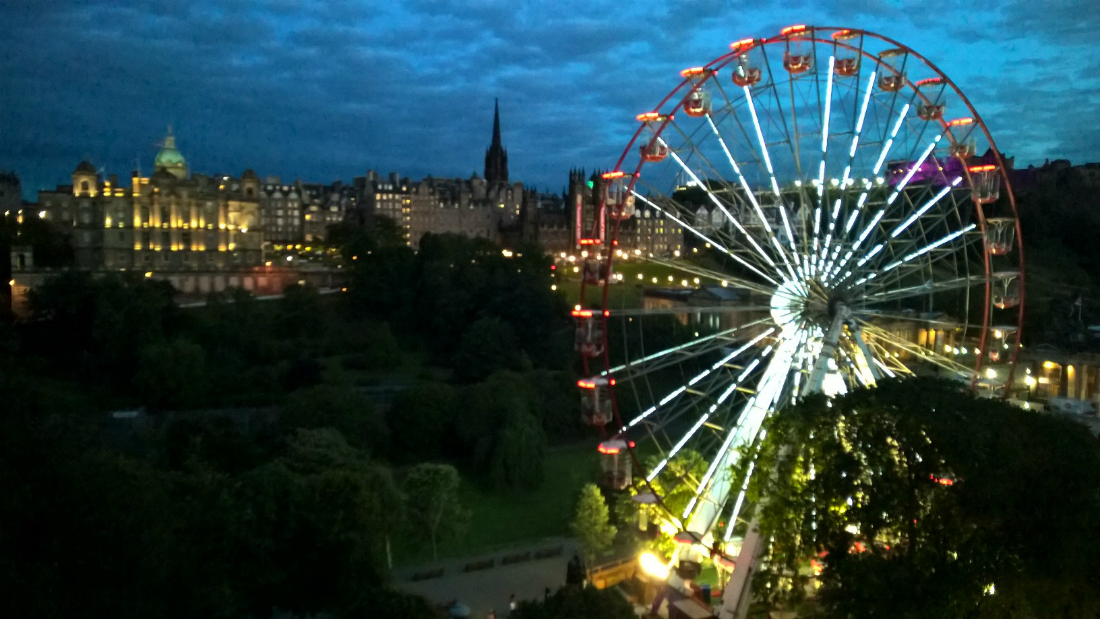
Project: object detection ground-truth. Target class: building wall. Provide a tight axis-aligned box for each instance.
[38,167,264,271]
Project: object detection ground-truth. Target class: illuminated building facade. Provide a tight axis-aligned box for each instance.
[37,129,263,270]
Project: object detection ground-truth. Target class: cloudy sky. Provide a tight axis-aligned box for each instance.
[1,0,1097,199]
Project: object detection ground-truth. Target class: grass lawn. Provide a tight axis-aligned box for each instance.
[395,441,602,566]
[558,275,644,309]
[557,256,733,311]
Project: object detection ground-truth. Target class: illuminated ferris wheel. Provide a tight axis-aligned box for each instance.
[574,24,1024,575]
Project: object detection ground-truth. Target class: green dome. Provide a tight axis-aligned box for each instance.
[154,128,188,179]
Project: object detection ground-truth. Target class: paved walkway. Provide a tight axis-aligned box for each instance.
[393,538,580,617]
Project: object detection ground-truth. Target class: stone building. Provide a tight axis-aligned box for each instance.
[301,181,355,242]
[37,129,263,271]
[350,102,526,250]
[259,178,303,243]
[406,175,522,249]
[353,171,412,242]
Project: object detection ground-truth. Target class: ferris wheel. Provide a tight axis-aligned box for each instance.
[574,25,1024,570]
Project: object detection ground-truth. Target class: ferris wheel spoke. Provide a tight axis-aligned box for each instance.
[633,334,778,466]
[681,334,799,533]
[604,319,775,379]
[645,256,778,297]
[853,318,975,378]
[856,229,981,294]
[852,308,986,331]
[609,306,775,318]
[845,223,976,288]
[858,273,986,304]
[818,71,879,273]
[741,85,801,259]
[658,133,794,283]
[631,188,781,286]
[864,202,976,280]
[856,332,912,378]
[621,327,777,432]
[695,113,807,281]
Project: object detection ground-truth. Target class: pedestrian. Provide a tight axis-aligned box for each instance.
[509,594,517,613]
[487,609,495,619]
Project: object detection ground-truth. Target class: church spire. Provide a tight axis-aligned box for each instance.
[484,98,509,184]
[491,99,502,149]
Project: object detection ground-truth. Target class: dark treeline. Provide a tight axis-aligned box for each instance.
[0,220,580,617]
[1016,171,1100,348]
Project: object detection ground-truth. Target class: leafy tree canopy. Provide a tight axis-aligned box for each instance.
[748,377,1100,617]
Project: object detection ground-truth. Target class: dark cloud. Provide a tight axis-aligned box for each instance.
[1,0,1097,200]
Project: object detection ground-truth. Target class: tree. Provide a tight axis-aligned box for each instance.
[402,463,470,560]
[385,381,456,462]
[748,378,1100,617]
[570,483,617,568]
[236,429,403,613]
[134,337,209,410]
[489,410,546,490]
[511,584,635,619]
[280,385,389,456]
[452,316,530,382]
[452,371,548,488]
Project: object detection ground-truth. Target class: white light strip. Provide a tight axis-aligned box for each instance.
[646,339,773,483]
[688,370,711,386]
[663,140,782,272]
[877,223,977,277]
[898,223,976,264]
[872,356,897,378]
[872,103,911,174]
[856,243,884,267]
[626,326,774,433]
[685,396,755,513]
[737,358,761,382]
[707,117,803,284]
[821,56,835,154]
[844,209,861,233]
[632,191,780,286]
[854,209,886,249]
[603,324,748,376]
[683,339,793,521]
[830,209,886,281]
[711,328,775,370]
[744,86,779,193]
[885,136,941,205]
[722,457,757,541]
[889,178,961,238]
[668,413,711,460]
[848,71,877,158]
[660,386,687,406]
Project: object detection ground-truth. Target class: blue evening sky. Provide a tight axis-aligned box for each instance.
[1,0,1097,199]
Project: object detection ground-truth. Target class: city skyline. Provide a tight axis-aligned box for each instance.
[2,1,1098,199]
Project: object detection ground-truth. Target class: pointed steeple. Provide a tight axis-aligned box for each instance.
[491,98,502,149]
[484,98,509,184]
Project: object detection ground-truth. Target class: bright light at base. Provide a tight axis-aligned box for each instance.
[639,552,670,579]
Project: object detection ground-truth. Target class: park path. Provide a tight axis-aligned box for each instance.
[393,537,580,617]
